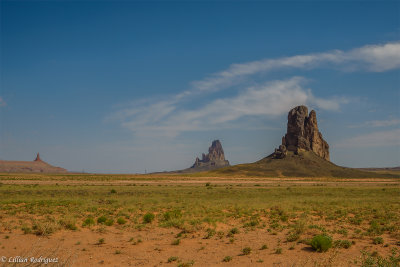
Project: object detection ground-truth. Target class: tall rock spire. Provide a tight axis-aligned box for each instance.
[275,106,330,161]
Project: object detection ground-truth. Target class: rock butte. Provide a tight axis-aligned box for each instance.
[273,105,330,161]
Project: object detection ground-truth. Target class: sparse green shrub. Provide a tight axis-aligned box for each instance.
[64,222,77,230]
[333,240,352,249]
[176,231,184,238]
[168,256,178,263]
[110,189,116,194]
[270,206,288,222]
[97,238,105,245]
[368,221,384,236]
[292,220,306,234]
[270,221,283,230]
[33,220,59,236]
[59,218,77,230]
[243,219,259,228]
[21,225,32,234]
[308,224,327,233]
[311,235,332,252]
[260,244,268,250]
[97,216,107,224]
[177,260,194,267]
[82,217,95,227]
[242,247,251,255]
[228,228,239,236]
[131,238,142,245]
[286,232,300,242]
[223,256,232,262]
[171,239,180,245]
[349,216,362,225]
[337,228,348,236]
[373,237,384,245]
[117,217,127,225]
[217,231,225,239]
[161,209,183,227]
[275,247,282,254]
[143,213,155,224]
[115,250,121,254]
[360,248,400,266]
[105,218,114,226]
[205,228,216,239]
[163,210,182,221]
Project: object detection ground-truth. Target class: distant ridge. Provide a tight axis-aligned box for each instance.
[0,153,68,173]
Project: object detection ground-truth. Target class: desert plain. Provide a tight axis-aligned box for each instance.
[0,172,399,267]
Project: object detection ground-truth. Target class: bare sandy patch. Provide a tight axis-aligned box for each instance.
[1,226,398,266]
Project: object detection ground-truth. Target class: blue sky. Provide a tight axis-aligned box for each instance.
[1,1,399,173]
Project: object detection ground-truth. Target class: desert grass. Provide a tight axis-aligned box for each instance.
[0,183,399,234]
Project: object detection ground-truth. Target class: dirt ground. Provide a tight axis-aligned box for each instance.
[1,224,397,267]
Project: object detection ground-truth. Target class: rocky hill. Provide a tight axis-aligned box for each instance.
[206,106,399,178]
[0,153,68,173]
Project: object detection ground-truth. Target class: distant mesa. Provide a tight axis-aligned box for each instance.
[0,153,68,173]
[272,105,329,161]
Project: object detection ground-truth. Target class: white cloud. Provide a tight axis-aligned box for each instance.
[349,119,400,128]
[348,42,400,72]
[0,97,6,107]
[336,129,400,148]
[187,41,400,94]
[108,41,399,138]
[112,77,348,137]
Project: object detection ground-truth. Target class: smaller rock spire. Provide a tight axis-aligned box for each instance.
[34,153,42,162]
[191,140,230,168]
